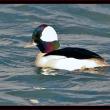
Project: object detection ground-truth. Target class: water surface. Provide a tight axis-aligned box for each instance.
[0,4,110,105]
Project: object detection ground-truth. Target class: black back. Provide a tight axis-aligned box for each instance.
[44,47,104,60]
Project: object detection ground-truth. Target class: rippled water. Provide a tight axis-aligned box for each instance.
[0,4,110,105]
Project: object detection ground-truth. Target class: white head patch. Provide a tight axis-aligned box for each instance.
[41,26,58,42]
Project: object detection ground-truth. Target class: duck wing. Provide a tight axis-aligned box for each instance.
[44,47,104,60]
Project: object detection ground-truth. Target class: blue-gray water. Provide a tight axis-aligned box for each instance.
[0,4,110,105]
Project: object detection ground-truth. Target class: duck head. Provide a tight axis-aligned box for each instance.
[25,24,60,53]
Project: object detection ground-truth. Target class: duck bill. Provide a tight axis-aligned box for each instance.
[24,42,37,48]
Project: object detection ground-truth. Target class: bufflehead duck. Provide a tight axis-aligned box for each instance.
[25,24,109,71]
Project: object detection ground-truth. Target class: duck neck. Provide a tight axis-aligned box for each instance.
[37,40,60,53]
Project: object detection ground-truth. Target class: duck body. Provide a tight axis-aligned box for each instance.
[35,47,108,71]
[26,24,109,71]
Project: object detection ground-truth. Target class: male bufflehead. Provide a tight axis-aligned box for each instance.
[25,24,109,71]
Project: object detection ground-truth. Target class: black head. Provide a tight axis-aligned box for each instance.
[31,24,60,53]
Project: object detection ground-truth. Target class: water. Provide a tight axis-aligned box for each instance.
[0,4,110,105]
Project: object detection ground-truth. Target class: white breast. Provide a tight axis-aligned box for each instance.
[35,54,99,71]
